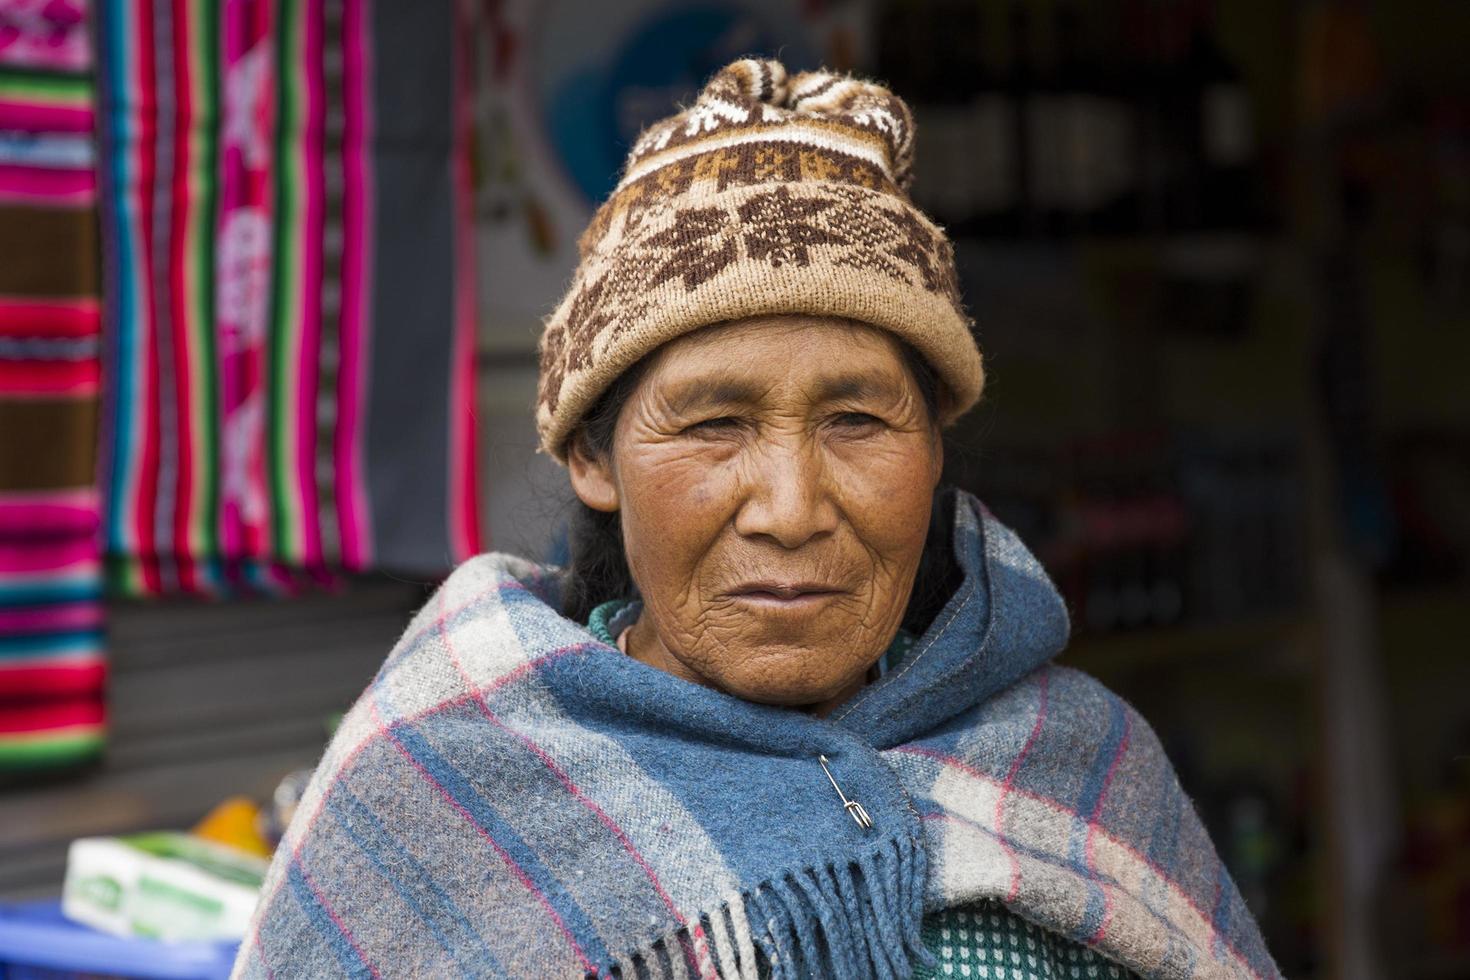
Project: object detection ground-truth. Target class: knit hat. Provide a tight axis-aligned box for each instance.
[536,57,983,461]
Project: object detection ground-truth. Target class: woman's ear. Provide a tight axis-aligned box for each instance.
[567,432,620,513]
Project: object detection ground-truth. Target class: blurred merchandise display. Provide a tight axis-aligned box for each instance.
[190,797,272,860]
[1174,434,1308,624]
[1384,430,1470,587]
[0,0,106,776]
[61,833,265,943]
[1392,764,1470,963]
[964,428,1307,637]
[1424,99,1470,313]
[882,0,1272,239]
[1379,595,1470,977]
[0,782,299,974]
[91,0,483,595]
[0,722,342,971]
[1,0,495,782]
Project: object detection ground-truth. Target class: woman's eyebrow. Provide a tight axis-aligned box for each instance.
[664,373,898,415]
[812,375,895,403]
[664,379,764,415]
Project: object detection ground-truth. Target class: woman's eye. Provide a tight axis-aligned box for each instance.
[833,412,882,428]
[686,416,744,434]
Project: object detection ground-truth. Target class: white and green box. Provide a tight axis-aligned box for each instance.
[62,832,268,942]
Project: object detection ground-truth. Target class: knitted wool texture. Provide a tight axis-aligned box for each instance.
[233,492,1281,980]
[535,57,984,461]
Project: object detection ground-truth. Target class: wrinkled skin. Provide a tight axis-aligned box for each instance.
[567,315,943,715]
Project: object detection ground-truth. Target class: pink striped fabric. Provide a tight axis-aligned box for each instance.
[0,101,93,132]
[0,297,100,337]
[95,0,483,598]
[0,1,91,71]
[0,161,95,201]
[0,0,106,774]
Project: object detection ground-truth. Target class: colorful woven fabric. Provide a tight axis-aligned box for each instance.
[0,0,105,773]
[93,0,482,595]
[233,491,1279,980]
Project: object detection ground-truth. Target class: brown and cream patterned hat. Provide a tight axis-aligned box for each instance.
[536,57,984,461]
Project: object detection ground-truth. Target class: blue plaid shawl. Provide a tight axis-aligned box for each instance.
[233,491,1280,980]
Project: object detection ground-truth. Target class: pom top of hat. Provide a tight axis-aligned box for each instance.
[617,57,918,194]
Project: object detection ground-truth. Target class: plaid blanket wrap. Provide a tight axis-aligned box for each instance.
[234,491,1281,980]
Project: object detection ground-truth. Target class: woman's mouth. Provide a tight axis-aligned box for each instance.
[726,582,845,609]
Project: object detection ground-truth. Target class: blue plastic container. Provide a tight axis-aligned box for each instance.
[0,900,239,980]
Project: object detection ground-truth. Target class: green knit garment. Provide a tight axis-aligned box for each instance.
[586,600,1141,980]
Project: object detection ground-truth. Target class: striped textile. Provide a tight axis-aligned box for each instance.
[92,0,481,596]
[0,0,106,773]
[588,604,1147,979]
[234,491,1281,980]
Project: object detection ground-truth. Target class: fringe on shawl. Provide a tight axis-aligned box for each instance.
[582,833,934,980]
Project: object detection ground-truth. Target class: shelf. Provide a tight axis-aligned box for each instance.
[1060,612,1313,677]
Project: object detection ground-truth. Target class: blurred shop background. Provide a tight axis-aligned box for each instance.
[1,1,1467,979]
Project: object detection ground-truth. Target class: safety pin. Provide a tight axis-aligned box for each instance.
[818,754,874,830]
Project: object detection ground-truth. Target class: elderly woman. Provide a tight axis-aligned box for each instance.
[234,61,1279,980]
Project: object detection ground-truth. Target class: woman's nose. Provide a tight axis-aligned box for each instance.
[732,440,839,549]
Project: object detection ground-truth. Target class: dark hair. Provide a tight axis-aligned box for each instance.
[560,338,960,632]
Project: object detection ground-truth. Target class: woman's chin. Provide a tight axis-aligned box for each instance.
[709,648,868,708]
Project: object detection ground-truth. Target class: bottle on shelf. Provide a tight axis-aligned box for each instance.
[1189,3,1259,229]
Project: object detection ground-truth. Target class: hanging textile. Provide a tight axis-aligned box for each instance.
[0,0,106,773]
[94,0,482,596]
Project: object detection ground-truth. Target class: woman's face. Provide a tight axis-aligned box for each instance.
[568,315,943,710]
